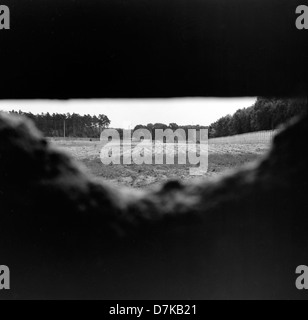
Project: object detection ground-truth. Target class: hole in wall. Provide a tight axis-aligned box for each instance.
[0,96,306,189]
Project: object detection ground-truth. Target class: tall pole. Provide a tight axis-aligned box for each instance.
[64,119,66,139]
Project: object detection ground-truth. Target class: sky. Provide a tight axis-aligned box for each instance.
[0,98,256,129]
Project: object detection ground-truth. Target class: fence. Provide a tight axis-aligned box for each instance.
[47,137,100,142]
[48,130,279,145]
[209,130,278,144]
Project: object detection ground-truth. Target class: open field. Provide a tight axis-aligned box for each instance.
[51,139,271,189]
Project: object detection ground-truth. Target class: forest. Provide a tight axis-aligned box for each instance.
[208,97,307,138]
[7,111,111,138]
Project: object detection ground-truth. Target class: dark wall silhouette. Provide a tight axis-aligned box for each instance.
[0,0,306,99]
[0,108,307,299]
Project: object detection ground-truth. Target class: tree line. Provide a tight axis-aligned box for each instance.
[3,97,306,139]
[1,111,207,140]
[7,111,111,138]
[209,97,307,138]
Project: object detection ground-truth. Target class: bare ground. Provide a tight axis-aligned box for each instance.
[51,140,270,189]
